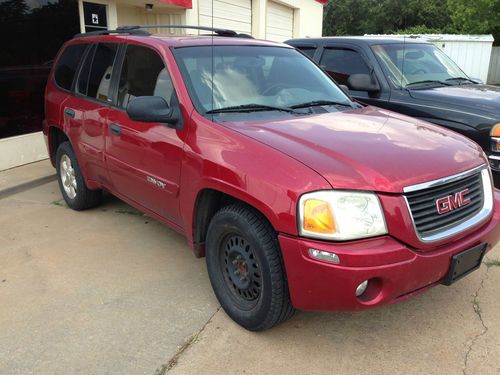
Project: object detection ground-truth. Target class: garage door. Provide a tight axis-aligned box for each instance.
[266,1,293,42]
[199,0,252,35]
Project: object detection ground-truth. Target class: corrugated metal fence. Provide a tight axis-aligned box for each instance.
[488,47,500,84]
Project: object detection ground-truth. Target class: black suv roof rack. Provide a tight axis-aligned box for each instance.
[74,25,253,39]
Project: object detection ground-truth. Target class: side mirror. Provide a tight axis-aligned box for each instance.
[347,74,380,93]
[127,96,179,126]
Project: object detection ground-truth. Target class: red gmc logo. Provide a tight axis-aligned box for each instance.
[436,189,471,214]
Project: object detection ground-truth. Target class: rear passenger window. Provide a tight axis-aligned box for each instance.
[298,47,316,59]
[78,43,118,102]
[54,43,88,91]
[319,48,370,87]
[117,44,174,108]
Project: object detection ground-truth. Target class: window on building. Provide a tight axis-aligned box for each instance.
[319,48,371,87]
[79,43,118,102]
[0,0,80,139]
[54,44,88,91]
[117,45,174,108]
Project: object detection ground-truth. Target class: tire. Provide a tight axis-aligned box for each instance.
[56,141,102,210]
[206,204,295,331]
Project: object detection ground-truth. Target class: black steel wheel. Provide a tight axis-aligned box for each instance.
[206,204,294,331]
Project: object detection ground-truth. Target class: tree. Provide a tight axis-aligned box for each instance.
[447,0,500,42]
[322,0,499,43]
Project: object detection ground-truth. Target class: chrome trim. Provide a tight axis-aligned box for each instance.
[488,155,500,161]
[403,167,493,243]
[403,164,486,193]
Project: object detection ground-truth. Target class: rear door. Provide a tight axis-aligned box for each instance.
[105,43,185,225]
[72,42,120,185]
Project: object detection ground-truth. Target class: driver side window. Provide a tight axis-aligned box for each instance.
[117,44,175,109]
[319,48,371,88]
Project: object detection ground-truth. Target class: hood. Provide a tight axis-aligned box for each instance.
[408,84,500,118]
[222,106,485,193]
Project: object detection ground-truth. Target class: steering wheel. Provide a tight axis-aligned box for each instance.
[263,83,290,96]
[411,69,427,75]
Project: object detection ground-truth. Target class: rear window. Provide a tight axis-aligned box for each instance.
[54,43,88,91]
[77,43,119,102]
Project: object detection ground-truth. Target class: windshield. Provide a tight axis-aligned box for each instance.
[172,45,353,114]
[371,43,469,88]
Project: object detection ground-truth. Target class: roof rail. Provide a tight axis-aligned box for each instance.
[117,25,239,37]
[73,29,150,39]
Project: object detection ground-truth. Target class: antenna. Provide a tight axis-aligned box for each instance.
[401,35,406,89]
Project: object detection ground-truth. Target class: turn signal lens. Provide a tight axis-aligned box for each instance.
[490,123,500,137]
[303,199,336,234]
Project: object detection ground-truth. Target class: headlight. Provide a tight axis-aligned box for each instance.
[298,190,387,241]
[490,123,500,152]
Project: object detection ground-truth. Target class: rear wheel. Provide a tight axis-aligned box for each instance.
[206,204,294,331]
[56,141,102,210]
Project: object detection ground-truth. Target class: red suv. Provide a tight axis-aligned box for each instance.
[44,26,500,330]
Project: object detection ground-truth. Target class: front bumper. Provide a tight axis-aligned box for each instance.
[279,191,500,311]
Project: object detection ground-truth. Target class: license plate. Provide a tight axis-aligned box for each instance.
[442,243,487,286]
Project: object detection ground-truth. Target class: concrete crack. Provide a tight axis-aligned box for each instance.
[155,307,222,375]
[463,266,490,375]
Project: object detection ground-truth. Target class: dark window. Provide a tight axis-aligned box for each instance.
[0,0,80,139]
[319,48,371,87]
[81,43,118,102]
[117,45,174,108]
[54,44,88,91]
[77,44,97,96]
[298,47,316,59]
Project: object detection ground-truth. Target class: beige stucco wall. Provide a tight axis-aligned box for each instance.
[79,0,323,39]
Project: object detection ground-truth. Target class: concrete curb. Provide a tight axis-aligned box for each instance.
[0,174,57,200]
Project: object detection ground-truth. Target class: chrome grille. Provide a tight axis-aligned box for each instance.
[405,171,484,239]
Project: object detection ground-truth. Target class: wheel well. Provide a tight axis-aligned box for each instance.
[49,127,69,166]
[192,189,273,258]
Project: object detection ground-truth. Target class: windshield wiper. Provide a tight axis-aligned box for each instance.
[406,80,452,88]
[206,103,296,114]
[445,77,475,84]
[290,100,353,109]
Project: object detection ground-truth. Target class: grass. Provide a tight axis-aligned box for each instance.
[485,259,500,268]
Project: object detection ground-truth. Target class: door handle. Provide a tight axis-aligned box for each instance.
[64,108,75,118]
[109,123,122,135]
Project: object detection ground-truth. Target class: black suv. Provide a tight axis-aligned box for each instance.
[286,37,500,186]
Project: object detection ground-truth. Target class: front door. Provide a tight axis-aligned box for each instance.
[105,44,184,225]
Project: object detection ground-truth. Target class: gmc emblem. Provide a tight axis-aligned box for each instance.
[436,189,471,215]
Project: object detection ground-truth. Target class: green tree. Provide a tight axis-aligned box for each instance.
[447,0,500,42]
[323,0,452,36]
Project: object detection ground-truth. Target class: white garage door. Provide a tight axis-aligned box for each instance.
[199,0,252,35]
[266,1,293,42]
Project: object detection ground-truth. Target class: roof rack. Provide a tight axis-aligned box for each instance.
[73,29,150,38]
[74,25,253,39]
[119,24,239,37]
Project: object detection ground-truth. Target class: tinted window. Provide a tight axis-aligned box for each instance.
[77,44,96,96]
[54,44,88,91]
[298,47,316,58]
[319,48,370,86]
[81,43,118,102]
[117,45,173,108]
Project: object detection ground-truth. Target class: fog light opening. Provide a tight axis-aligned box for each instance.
[308,248,340,264]
[355,280,369,297]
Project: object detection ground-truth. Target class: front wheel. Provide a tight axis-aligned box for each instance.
[206,204,294,331]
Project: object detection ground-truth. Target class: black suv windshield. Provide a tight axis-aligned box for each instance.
[173,45,353,114]
[372,43,470,88]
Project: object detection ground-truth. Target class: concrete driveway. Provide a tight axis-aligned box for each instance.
[1,162,499,374]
